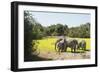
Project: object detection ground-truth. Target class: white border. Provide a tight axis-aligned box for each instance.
[18,5,96,68]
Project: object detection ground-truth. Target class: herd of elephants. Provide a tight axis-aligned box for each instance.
[55,37,86,54]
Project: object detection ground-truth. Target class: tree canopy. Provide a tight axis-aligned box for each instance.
[24,11,90,39]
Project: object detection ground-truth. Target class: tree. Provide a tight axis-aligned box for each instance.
[32,22,45,39]
[24,11,38,61]
[68,23,90,38]
[55,24,64,36]
[63,24,69,36]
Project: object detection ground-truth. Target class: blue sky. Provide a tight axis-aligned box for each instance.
[29,11,90,27]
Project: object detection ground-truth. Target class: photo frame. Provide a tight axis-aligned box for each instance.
[11,1,98,71]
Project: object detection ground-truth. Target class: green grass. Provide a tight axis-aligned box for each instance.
[33,37,90,53]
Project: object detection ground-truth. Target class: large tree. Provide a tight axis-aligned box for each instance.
[24,11,38,61]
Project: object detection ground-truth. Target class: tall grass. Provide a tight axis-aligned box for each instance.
[33,37,90,53]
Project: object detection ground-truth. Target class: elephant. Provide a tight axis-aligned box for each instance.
[65,39,78,53]
[55,38,78,54]
[78,40,86,51]
[55,38,67,54]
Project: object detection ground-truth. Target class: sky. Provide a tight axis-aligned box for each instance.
[29,11,91,27]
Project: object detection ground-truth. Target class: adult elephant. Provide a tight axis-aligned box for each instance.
[78,40,86,51]
[55,38,67,54]
[65,39,78,53]
[55,38,78,54]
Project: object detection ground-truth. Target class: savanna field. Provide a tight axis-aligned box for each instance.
[32,37,91,60]
[33,37,90,52]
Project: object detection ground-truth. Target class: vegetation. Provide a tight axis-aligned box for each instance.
[35,37,90,53]
[24,11,90,40]
[24,11,46,61]
[24,11,91,61]
[24,11,34,60]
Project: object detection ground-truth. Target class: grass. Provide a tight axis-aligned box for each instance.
[33,37,90,53]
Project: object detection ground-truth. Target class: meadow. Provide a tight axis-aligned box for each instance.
[33,37,90,53]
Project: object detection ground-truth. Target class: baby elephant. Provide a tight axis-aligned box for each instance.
[78,40,86,51]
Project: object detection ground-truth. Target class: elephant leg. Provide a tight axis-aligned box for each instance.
[59,48,61,55]
[84,47,86,52]
[64,45,67,52]
[61,49,63,52]
[82,47,84,52]
[65,47,67,52]
[84,46,86,51]
[63,47,66,52]
[57,48,60,54]
[71,48,73,53]
[74,48,76,53]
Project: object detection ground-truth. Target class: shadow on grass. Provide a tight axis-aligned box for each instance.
[24,55,52,62]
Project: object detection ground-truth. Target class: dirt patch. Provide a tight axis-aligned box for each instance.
[38,51,90,60]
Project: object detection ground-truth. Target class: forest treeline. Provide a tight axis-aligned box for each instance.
[24,11,90,60]
[25,11,90,39]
